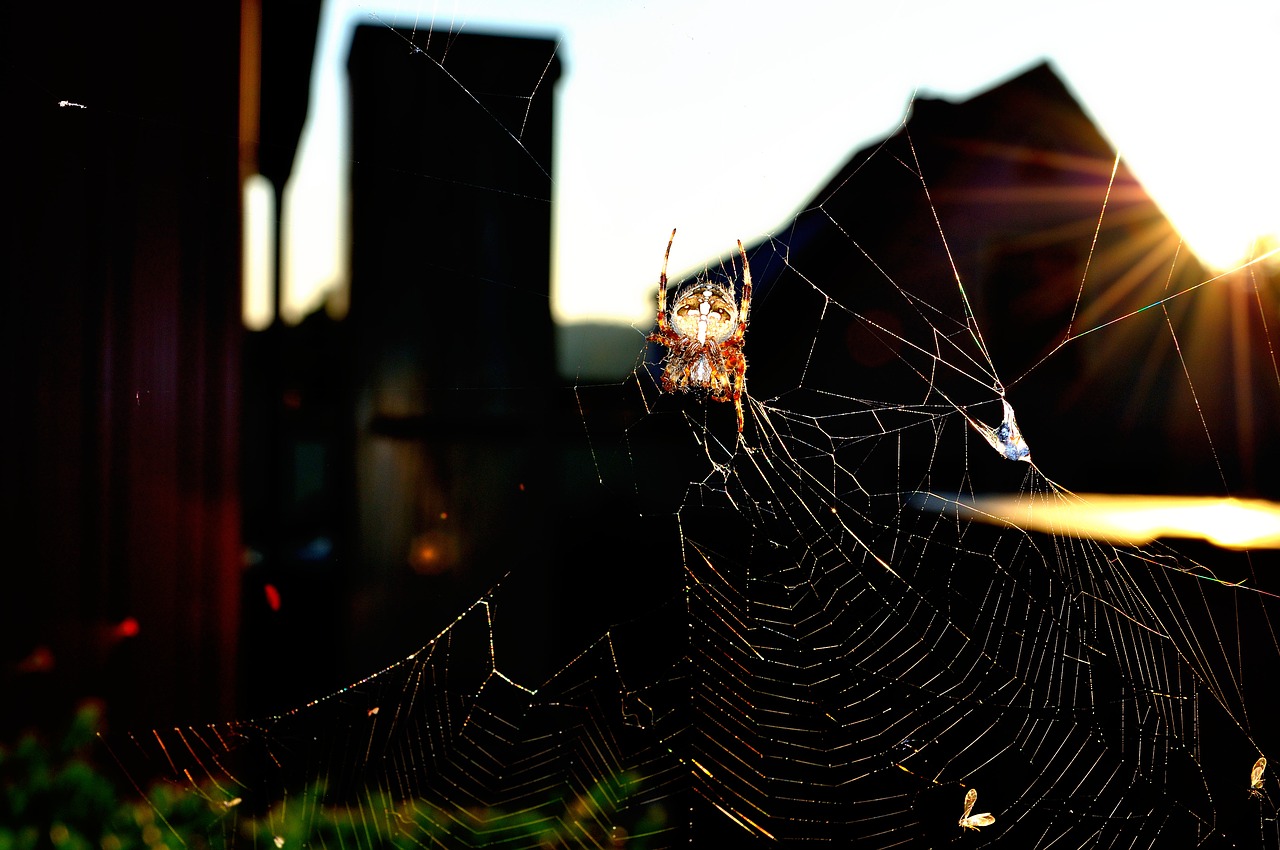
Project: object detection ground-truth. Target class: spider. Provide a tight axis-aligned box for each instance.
[646,228,752,432]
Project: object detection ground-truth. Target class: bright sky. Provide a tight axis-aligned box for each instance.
[249,0,1279,330]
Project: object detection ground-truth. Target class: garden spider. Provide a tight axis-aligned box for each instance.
[646,229,752,432]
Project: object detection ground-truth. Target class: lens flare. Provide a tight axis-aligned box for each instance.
[916,493,1280,550]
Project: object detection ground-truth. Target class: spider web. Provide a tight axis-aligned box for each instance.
[105,9,1280,850]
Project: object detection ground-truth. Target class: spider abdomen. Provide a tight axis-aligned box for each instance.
[671,283,738,344]
[690,354,712,385]
[660,338,738,401]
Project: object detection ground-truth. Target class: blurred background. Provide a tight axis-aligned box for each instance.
[3,0,1278,746]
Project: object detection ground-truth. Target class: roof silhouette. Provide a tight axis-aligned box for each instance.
[736,61,1275,497]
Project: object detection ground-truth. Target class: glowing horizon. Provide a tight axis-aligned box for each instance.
[257,0,1279,328]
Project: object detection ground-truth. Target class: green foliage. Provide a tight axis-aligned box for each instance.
[1,703,130,850]
[224,770,661,848]
[0,705,662,848]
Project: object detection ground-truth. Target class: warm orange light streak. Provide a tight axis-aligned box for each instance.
[940,493,1280,550]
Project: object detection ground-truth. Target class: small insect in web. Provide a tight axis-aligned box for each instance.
[958,787,995,831]
[1249,756,1267,799]
[646,228,752,433]
[971,398,1031,462]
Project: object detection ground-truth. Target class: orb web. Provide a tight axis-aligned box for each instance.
[104,10,1280,849]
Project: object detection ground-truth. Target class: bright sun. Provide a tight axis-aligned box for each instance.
[1166,198,1279,273]
[1125,144,1279,273]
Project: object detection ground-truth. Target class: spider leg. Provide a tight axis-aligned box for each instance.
[655,228,677,334]
[727,348,746,433]
[736,239,752,331]
[732,239,750,433]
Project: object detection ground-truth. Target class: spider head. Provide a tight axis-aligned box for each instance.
[669,281,738,345]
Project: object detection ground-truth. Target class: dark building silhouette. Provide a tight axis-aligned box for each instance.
[3,3,244,734]
[240,29,573,703]
[3,0,326,734]
[741,61,1278,499]
[240,27,678,712]
[343,27,562,679]
[238,0,331,718]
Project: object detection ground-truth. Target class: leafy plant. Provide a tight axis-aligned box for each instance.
[1,705,661,848]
